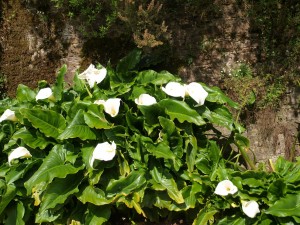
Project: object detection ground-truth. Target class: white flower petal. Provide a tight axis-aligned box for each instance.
[135,94,157,106]
[79,64,107,88]
[8,147,32,165]
[104,98,121,117]
[242,200,260,218]
[0,109,17,122]
[214,180,238,196]
[90,141,116,166]
[36,87,54,101]
[185,82,208,105]
[162,82,186,98]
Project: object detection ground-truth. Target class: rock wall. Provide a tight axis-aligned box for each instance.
[0,0,299,162]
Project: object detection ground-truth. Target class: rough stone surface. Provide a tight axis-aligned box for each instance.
[0,0,299,162]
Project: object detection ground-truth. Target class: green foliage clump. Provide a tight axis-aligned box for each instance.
[0,51,299,224]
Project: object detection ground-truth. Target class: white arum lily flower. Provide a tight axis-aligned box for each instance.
[242,200,260,218]
[94,98,121,117]
[135,94,157,106]
[78,64,107,88]
[162,82,186,98]
[90,141,116,166]
[185,82,208,105]
[36,87,54,101]
[0,109,17,122]
[8,147,32,165]
[214,180,238,196]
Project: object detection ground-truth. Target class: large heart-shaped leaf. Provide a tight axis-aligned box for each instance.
[159,99,205,126]
[20,108,66,138]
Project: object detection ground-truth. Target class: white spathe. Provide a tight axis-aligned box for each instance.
[135,94,157,106]
[214,180,238,196]
[8,146,32,165]
[0,109,18,122]
[94,98,121,117]
[36,87,54,101]
[162,81,208,105]
[90,141,116,166]
[78,64,107,88]
[242,200,260,218]
[162,82,186,98]
[185,82,208,105]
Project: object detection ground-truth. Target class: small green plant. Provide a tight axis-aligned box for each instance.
[0,51,299,224]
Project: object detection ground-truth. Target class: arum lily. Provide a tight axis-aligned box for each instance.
[94,98,121,117]
[135,94,157,106]
[78,64,107,88]
[90,141,116,166]
[214,180,238,196]
[185,82,208,105]
[242,200,260,218]
[162,81,208,105]
[162,82,186,98]
[36,87,55,101]
[0,109,18,122]
[8,147,32,165]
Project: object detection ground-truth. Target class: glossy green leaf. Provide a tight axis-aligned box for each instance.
[150,166,184,204]
[85,204,111,225]
[266,194,300,217]
[16,84,36,102]
[186,136,198,172]
[77,186,111,205]
[0,184,16,215]
[12,127,50,149]
[116,49,141,74]
[4,201,25,225]
[203,85,240,109]
[145,141,176,161]
[39,173,82,212]
[159,99,205,126]
[106,170,146,198]
[84,105,111,129]
[20,108,66,138]
[58,109,96,140]
[210,106,234,131]
[25,145,83,195]
[193,206,218,225]
[52,64,66,101]
[136,70,177,85]
[216,216,245,225]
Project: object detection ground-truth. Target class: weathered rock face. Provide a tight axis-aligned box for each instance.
[0,0,299,162]
[0,0,83,96]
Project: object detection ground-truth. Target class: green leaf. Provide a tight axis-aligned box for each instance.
[20,108,66,138]
[84,105,111,129]
[12,127,51,149]
[39,173,82,212]
[265,194,300,217]
[136,70,178,85]
[52,65,67,101]
[216,215,246,225]
[16,84,36,102]
[85,204,111,225]
[58,109,96,140]
[159,99,205,126]
[186,136,198,172]
[150,166,184,204]
[77,186,111,206]
[209,106,234,131]
[145,141,176,161]
[73,72,85,93]
[203,85,240,109]
[116,49,141,74]
[193,206,218,225]
[106,170,146,198]
[4,201,25,225]
[0,184,16,215]
[24,145,83,195]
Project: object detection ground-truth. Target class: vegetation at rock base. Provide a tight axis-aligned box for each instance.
[0,51,299,224]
